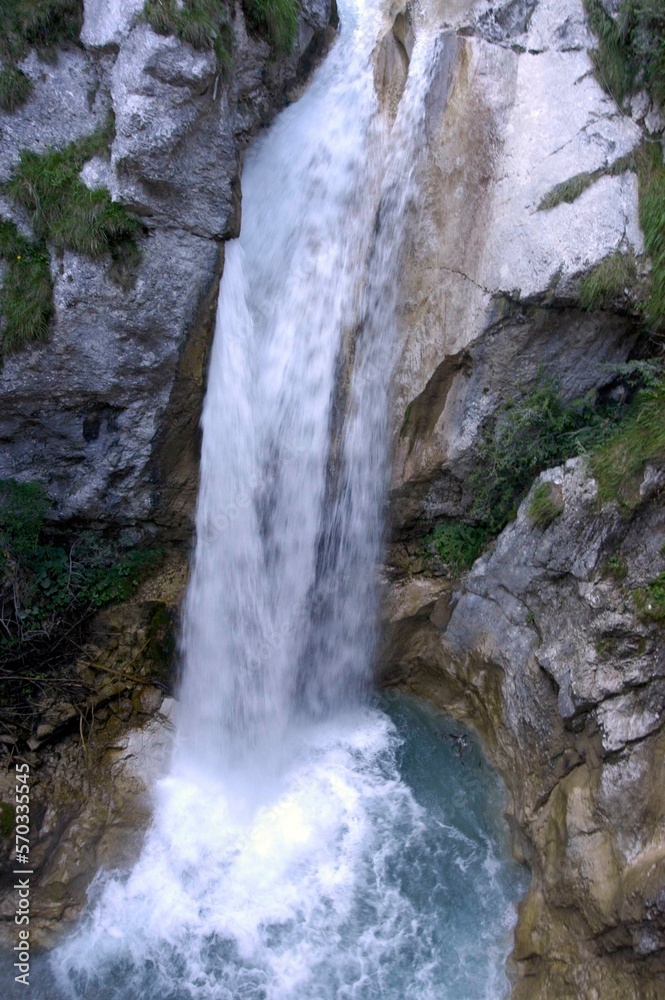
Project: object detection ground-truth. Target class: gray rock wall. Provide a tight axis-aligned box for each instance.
[0,0,336,533]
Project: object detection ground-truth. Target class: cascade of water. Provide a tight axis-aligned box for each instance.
[42,4,528,997]
[176,0,434,771]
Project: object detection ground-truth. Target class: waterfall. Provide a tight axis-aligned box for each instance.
[44,3,528,997]
[176,0,432,771]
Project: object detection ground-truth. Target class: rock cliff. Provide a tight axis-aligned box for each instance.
[381,0,665,996]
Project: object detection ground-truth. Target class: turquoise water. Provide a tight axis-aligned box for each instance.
[17,693,527,1000]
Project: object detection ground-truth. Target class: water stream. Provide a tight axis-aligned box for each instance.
[31,0,527,995]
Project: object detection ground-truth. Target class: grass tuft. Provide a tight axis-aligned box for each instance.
[527,481,563,527]
[0,65,33,112]
[538,172,599,211]
[634,141,665,333]
[0,0,83,62]
[143,0,233,70]
[0,219,53,357]
[244,0,299,50]
[583,0,635,106]
[579,250,638,310]
[591,374,665,505]
[5,124,142,259]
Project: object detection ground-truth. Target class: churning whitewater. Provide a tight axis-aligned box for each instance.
[44,1,527,997]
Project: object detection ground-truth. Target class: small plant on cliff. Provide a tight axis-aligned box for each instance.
[0,0,83,112]
[579,250,639,310]
[0,65,33,113]
[582,0,665,108]
[634,570,665,621]
[469,375,623,535]
[143,0,233,70]
[0,479,162,671]
[0,219,53,357]
[591,373,665,505]
[635,141,665,333]
[0,123,144,351]
[527,481,563,528]
[426,522,490,577]
[5,123,142,259]
[244,0,299,50]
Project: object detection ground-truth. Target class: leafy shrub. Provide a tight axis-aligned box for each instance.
[604,553,629,580]
[527,481,563,527]
[0,65,33,112]
[426,523,490,577]
[468,375,624,535]
[143,0,233,69]
[0,479,162,669]
[579,250,639,310]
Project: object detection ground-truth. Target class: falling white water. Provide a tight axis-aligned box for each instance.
[41,2,528,997]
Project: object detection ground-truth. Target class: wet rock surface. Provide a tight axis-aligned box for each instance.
[0,0,337,532]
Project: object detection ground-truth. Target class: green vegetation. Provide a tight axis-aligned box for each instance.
[634,570,665,621]
[143,0,233,70]
[143,0,298,57]
[0,0,83,112]
[0,219,53,356]
[1,123,143,355]
[244,0,299,50]
[579,250,638,310]
[0,65,33,113]
[0,802,15,838]
[604,553,629,580]
[468,375,623,536]
[635,142,665,332]
[426,523,490,576]
[538,171,598,211]
[5,123,141,259]
[582,0,665,108]
[583,0,634,106]
[527,481,563,527]
[424,375,627,574]
[0,479,162,669]
[591,373,665,505]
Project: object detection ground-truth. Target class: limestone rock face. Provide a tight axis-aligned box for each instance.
[0,0,336,533]
[384,1,665,995]
[382,462,665,998]
[390,0,644,537]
